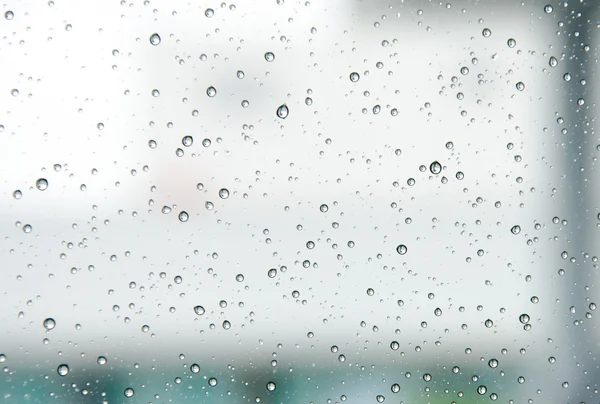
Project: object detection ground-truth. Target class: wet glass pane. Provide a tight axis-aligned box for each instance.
[1,0,598,403]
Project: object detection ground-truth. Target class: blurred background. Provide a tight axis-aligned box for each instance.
[0,0,598,402]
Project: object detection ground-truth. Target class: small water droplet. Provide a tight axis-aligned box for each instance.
[149,33,161,45]
[519,313,530,324]
[97,356,107,365]
[23,224,32,233]
[191,363,201,373]
[376,394,385,403]
[206,86,217,97]
[268,268,277,278]
[544,4,553,13]
[477,385,487,395]
[516,81,525,91]
[320,204,329,212]
[511,225,521,235]
[5,10,14,20]
[182,135,193,146]
[205,8,214,17]
[349,72,360,82]
[488,358,498,368]
[549,56,558,67]
[13,190,22,199]
[391,384,400,393]
[482,28,492,37]
[194,305,205,315]
[507,38,516,48]
[124,387,135,398]
[208,377,218,387]
[219,188,229,199]
[266,381,276,391]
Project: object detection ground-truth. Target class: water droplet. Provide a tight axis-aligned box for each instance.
[194,305,205,315]
[376,394,385,403]
[549,56,558,67]
[0,354,6,363]
[43,318,56,330]
[544,4,553,13]
[36,178,48,191]
[563,72,571,81]
[366,288,375,296]
[149,33,161,45]
[460,66,469,75]
[57,364,69,376]
[191,363,201,373]
[349,72,360,82]
[276,104,289,119]
[267,268,277,278]
[266,381,276,391]
[206,86,217,97]
[452,366,460,373]
[208,377,218,387]
[264,52,275,62]
[516,81,525,91]
[519,313,530,324]
[396,244,407,255]
[23,224,32,233]
[237,70,245,79]
[511,225,521,234]
[562,381,569,388]
[430,161,442,174]
[391,384,400,393]
[548,356,556,364]
[13,190,22,199]
[507,38,516,48]
[434,307,442,316]
[5,10,14,20]
[148,139,157,148]
[488,358,498,368]
[390,341,399,350]
[219,188,229,199]
[124,387,135,398]
[178,211,189,222]
[485,319,493,328]
[97,356,107,365]
[182,135,193,146]
[161,206,172,214]
[320,204,329,212]
[482,28,492,37]
[205,8,214,17]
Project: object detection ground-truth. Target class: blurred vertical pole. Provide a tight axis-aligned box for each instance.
[562,1,598,402]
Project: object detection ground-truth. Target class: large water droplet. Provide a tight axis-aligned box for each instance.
[178,211,189,222]
[266,381,276,391]
[511,225,521,234]
[43,318,56,330]
[124,387,135,398]
[549,56,558,67]
[194,305,205,315]
[5,10,14,20]
[13,190,22,199]
[57,364,69,376]
[149,33,161,45]
[516,81,525,91]
[276,104,289,119]
[477,385,487,395]
[349,72,360,82]
[208,377,218,387]
[191,363,201,373]
[97,356,107,365]
[265,52,275,62]
[206,86,217,97]
[391,384,400,393]
[544,4,553,13]
[219,188,229,199]
[430,161,442,174]
[519,313,530,324]
[396,244,407,255]
[36,178,48,191]
[482,28,492,37]
[182,135,193,147]
[507,38,516,48]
